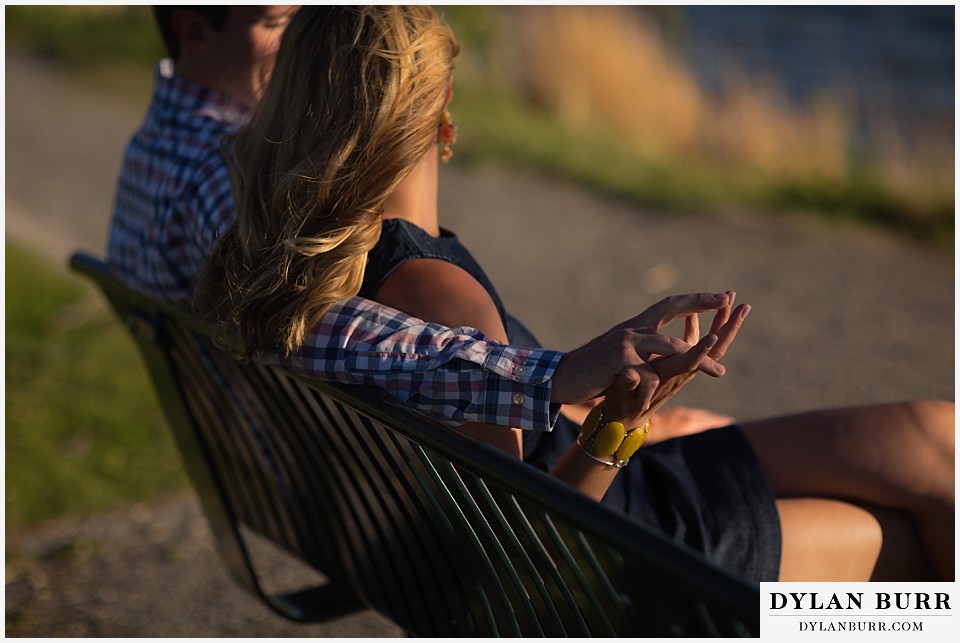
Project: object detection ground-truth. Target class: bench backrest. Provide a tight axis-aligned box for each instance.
[70,252,760,637]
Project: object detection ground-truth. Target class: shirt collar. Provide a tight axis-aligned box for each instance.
[152,58,250,127]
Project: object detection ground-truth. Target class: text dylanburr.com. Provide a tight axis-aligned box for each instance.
[760,583,955,640]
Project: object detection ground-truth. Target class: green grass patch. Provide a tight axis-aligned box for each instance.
[5,5,163,68]
[452,83,953,248]
[5,5,158,104]
[454,85,738,213]
[5,243,186,528]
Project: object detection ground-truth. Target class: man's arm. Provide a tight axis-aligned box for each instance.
[277,292,741,431]
[279,296,565,430]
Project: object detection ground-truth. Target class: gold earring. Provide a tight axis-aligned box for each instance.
[439,108,457,163]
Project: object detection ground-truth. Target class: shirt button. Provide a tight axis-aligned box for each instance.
[516,365,526,376]
[512,393,525,405]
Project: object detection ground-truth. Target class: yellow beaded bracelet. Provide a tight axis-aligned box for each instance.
[577,405,650,468]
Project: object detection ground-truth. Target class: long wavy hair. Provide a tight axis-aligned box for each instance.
[193,6,459,356]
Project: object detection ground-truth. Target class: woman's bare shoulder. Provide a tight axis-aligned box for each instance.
[374,257,508,343]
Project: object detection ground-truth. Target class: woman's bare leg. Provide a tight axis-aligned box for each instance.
[740,401,954,581]
[776,498,934,581]
[776,498,880,581]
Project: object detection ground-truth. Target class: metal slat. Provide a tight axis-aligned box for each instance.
[411,451,507,636]
[457,476,564,636]
[215,355,304,549]
[329,409,441,636]
[295,388,399,619]
[489,489,584,636]
[239,362,338,568]
[550,520,621,634]
[166,345,271,534]
[311,392,446,635]
[268,371,369,581]
[433,462,529,636]
[400,446,502,635]
[372,428,480,636]
[567,528,627,626]
[518,509,595,635]
[169,332,290,546]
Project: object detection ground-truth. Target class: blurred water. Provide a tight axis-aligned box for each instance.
[670,5,954,140]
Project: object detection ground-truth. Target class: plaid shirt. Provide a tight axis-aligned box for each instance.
[108,61,563,429]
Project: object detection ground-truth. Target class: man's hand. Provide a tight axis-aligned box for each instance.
[551,292,741,406]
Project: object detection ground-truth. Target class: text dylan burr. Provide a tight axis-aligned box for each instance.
[770,592,951,611]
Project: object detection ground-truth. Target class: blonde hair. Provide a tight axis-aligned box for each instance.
[194,6,459,356]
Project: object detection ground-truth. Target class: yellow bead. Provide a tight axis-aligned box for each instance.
[580,404,604,440]
[616,425,649,460]
[593,421,626,456]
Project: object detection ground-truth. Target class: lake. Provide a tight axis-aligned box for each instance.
[670,5,954,139]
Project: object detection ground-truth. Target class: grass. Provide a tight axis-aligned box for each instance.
[450,6,953,247]
[452,81,954,246]
[5,243,187,528]
[4,5,162,65]
[6,5,953,247]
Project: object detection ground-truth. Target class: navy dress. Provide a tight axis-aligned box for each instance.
[360,218,782,582]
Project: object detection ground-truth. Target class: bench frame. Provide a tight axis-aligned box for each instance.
[70,251,760,637]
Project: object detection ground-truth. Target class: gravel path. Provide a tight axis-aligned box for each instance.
[4,51,954,637]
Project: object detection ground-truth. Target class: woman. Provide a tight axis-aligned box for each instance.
[195,6,954,582]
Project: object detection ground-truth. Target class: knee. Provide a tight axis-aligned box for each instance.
[903,400,954,451]
[909,399,955,422]
[900,400,955,505]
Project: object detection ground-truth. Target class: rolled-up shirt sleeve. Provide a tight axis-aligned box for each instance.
[278,297,564,430]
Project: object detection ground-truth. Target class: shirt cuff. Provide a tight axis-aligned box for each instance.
[480,344,565,431]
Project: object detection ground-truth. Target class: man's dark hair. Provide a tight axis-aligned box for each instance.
[152,6,230,61]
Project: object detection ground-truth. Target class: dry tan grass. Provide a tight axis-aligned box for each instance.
[704,69,849,180]
[516,6,703,156]
[510,6,949,193]
[868,113,955,213]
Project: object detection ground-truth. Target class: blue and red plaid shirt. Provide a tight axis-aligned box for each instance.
[108,61,563,429]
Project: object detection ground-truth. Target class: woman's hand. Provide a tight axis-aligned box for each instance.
[598,291,751,430]
[601,332,719,430]
[647,292,750,408]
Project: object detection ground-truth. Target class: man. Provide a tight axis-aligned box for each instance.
[108,6,737,431]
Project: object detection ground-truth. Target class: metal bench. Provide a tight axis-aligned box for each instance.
[70,251,760,637]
